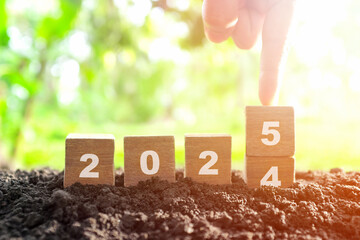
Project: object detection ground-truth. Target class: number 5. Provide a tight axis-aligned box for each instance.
[261,121,280,146]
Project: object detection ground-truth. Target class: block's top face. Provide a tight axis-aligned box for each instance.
[124,135,174,144]
[67,133,115,140]
[246,106,294,115]
[246,106,295,157]
[185,135,232,149]
[185,133,231,138]
[124,135,174,139]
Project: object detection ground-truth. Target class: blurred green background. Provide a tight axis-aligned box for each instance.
[1,0,360,171]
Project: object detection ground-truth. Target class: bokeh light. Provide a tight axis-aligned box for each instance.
[1,0,360,171]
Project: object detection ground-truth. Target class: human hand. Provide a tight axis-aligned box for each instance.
[202,0,295,105]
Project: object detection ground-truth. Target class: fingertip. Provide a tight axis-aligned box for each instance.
[259,92,278,106]
[204,26,234,43]
[232,37,256,50]
[258,72,280,106]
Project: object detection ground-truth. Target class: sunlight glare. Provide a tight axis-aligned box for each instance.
[166,0,190,11]
[148,38,190,65]
[7,0,58,15]
[293,0,349,67]
[173,107,196,125]
[68,31,91,62]
[115,0,152,27]
[8,27,32,57]
[349,72,360,92]
[58,59,80,105]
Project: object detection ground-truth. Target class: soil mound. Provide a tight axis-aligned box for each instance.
[1,168,360,239]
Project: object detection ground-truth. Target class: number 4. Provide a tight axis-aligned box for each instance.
[260,166,281,187]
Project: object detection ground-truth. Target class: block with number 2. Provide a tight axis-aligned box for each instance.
[185,134,232,185]
[64,134,115,188]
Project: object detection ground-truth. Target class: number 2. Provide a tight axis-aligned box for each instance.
[79,154,99,178]
[199,151,218,175]
[261,121,280,146]
[260,166,281,187]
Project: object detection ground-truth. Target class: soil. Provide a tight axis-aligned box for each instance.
[1,168,360,240]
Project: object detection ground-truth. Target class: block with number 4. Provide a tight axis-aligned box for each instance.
[246,106,295,157]
[185,134,232,185]
[245,156,295,188]
[64,134,115,188]
[124,136,175,187]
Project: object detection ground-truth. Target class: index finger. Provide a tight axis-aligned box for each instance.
[259,0,295,105]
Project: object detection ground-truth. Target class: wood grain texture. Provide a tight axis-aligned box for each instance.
[185,134,231,185]
[64,134,115,187]
[245,156,295,188]
[246,106,295,157]
[124,136,175,187]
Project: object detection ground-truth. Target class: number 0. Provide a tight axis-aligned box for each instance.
[199,151,218,175]
[261,121,280,146]
[79,154,99,178]
[140,150,160,175]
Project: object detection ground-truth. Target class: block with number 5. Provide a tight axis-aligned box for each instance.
[124,136,175,187]
[245,156,295,188]
[185,134,231,185]
[64,134,115,187]
[246,106,295,157]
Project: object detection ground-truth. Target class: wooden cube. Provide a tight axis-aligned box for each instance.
[246,106,295,157]
[64,134,115,187]
[185,134,231,185]
[124,136,175,187]
[245,156,295,188]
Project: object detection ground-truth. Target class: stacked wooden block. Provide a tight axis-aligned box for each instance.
[64,106,295,188]
[245,106,295,188]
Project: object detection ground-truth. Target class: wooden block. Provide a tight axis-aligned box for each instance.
[246,106,295,157]
[245,156,295,188]
[64,133,115,187]
[185,134,231,185]
[124,136,175,187]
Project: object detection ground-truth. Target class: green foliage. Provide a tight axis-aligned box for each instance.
[1,0,360,171]
[0,0,9,45]
[36,0,82,42]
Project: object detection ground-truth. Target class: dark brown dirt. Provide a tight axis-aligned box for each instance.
[0,168,360,240]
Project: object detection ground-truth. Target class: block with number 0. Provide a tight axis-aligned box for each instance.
[185,134,232,185]
[64,134,115,188]
[246,106,295,157]
[245,156,295,188]
[124,136,175,187]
